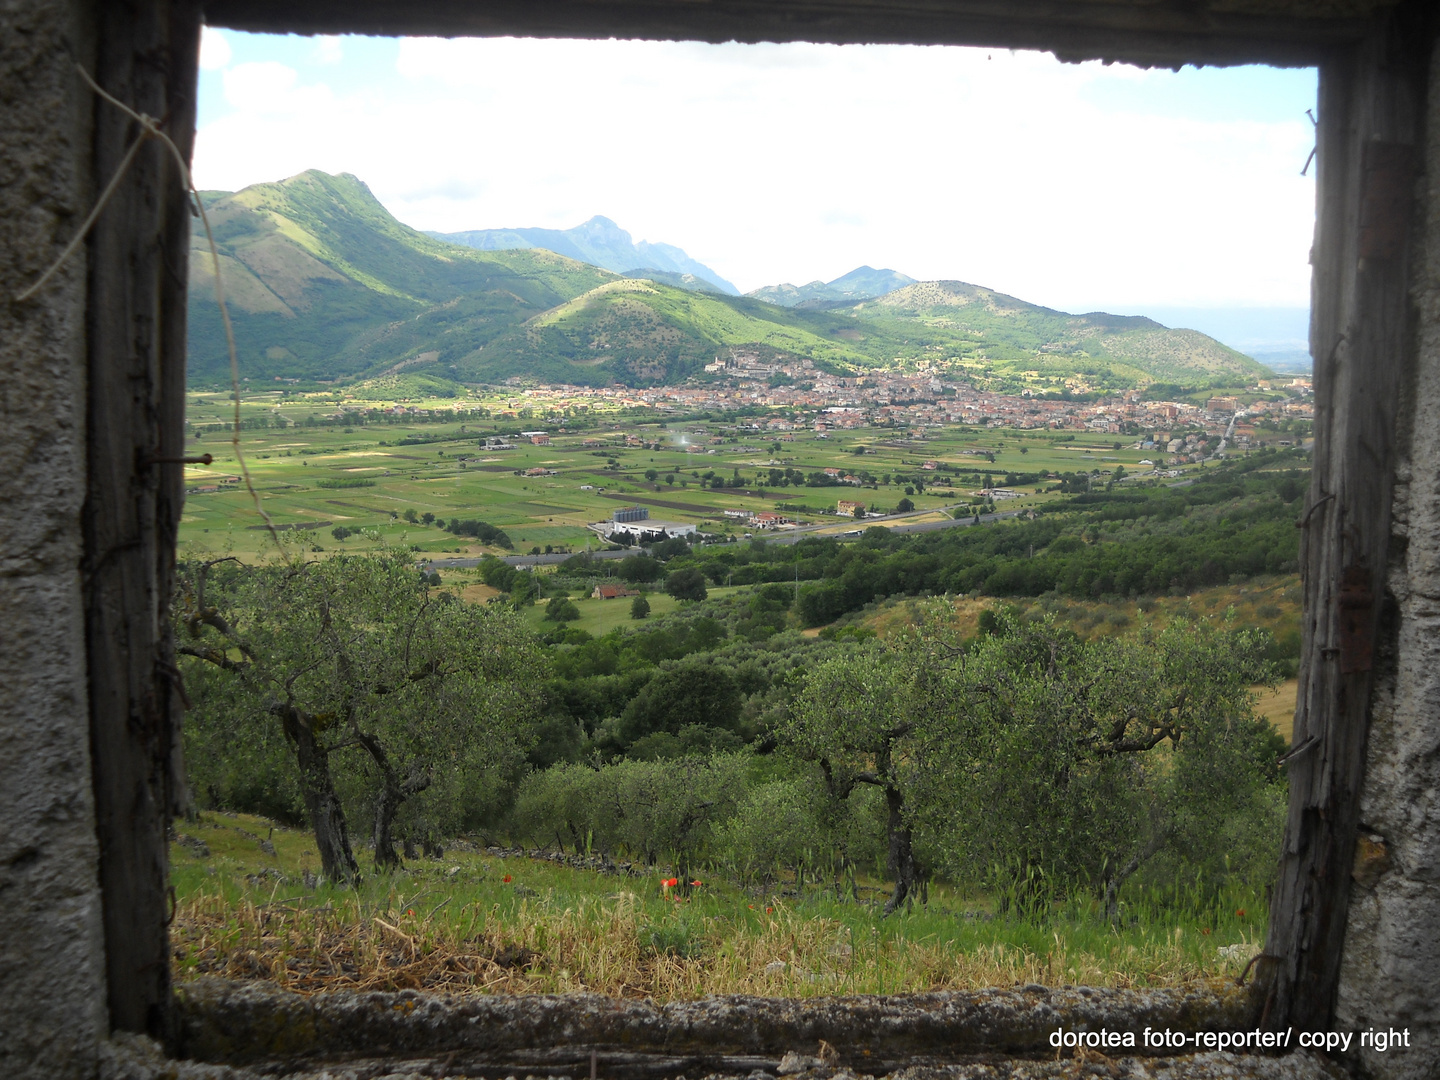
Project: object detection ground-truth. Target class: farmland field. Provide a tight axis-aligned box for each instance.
[181,388,1206,561]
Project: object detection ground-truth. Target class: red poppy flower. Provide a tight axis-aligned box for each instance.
[766,907,774,913]
[690,880,703,887]
[503,875,512,883]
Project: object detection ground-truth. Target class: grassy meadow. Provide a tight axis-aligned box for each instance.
[171,810,1265,1000]
[519,583,757,637]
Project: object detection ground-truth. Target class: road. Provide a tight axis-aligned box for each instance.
[420,504,1021,571]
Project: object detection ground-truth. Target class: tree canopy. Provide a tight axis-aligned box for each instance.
[177,551,543,880]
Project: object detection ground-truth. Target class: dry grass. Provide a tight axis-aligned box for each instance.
[172,891,1257,999]
[171,815,1265,1000]
[439,580,502,604]
[1253,679,1298,743]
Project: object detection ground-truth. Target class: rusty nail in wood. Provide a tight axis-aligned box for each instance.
[1277,734,1319,767]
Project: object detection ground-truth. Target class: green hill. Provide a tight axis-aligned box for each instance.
[187,171,1269,392]
[747,265,916,307]
[461,278,885,385]
[836,281,1271,390]
[187,171,615,383]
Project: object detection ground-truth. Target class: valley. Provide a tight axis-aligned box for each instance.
[179,369,1311,563]
[174,165,1312,968]
[182,169,1312,564]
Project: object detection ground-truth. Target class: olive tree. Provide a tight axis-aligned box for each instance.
[784,629,979,914]
[912,611,1285,916]
[511,755,747,891]
[177,551,543,881]
[784,608,1284,919]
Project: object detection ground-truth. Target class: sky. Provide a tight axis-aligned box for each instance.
[194,30,1317,350]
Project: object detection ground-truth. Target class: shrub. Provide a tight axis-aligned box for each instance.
[446,519,514,549]
[665,567,708,602]
[617,555,664,583]
[544,597,580,622]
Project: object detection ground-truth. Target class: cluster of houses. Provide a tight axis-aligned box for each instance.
[722,509,794,529]
[477,366,1313,456]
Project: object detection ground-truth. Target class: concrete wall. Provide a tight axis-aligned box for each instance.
[0,1,108,1078]
[1335,33,1440,1080]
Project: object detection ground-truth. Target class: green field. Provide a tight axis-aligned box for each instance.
[181,390,1188,561]
[519,584,757,637]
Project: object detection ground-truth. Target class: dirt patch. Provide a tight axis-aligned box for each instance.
[445,582,502,604]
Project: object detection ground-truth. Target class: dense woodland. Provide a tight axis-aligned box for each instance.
[179,451,1302,916]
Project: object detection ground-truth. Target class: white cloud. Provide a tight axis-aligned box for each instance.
[221,62,334,117]
[193,36,1315,308]
[313,36,344,65]
[223,62,298,109]
[198,27,231,71]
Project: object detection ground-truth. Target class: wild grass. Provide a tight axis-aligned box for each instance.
[172,812,1266,1000]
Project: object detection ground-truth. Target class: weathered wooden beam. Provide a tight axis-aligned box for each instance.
[1259,4,1429,1034]
[84,0,201,1040]
[202,0,1369,68]
[1332,29,1440,1080]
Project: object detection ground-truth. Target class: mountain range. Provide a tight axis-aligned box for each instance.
[429,217,739,295]
[187,170,1270,392]
[746,267,917,308]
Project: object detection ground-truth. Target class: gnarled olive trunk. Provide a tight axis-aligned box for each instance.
[276,704,359,884]
[354,728,429,871]
[818,756,914,914]
[372,781,404,871]
[882,784,916,916]
[1102,833,1164,922]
